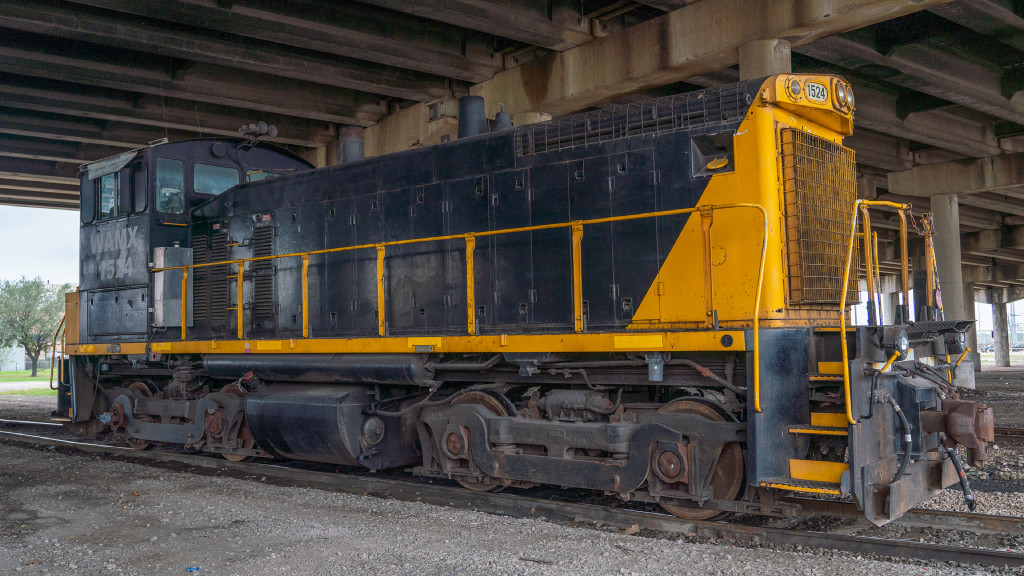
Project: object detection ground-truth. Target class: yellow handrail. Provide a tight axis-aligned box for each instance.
[48,315,65,390]
[838,200,911,425]
[154,203,769,402]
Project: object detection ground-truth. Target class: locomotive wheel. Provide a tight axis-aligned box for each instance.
[448,391,511,492]
[656,399,745,521]
[125,381,153,451]
[220,383,257,463]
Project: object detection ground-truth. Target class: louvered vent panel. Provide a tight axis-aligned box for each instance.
[251,226,275,325]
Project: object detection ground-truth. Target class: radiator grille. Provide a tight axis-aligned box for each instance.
[781,129,859,305]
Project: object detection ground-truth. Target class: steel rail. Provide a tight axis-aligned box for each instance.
[1,427,1022,568]
[0,419,63,429]
[995,426,1024,441]
[786,497,1024,535]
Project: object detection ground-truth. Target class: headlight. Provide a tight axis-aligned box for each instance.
[788,78,802,98]
[883,327,910,361]
[846,88,854,109]
[836,83,847,107]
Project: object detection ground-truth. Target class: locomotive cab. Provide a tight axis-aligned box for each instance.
[72,139,312,345]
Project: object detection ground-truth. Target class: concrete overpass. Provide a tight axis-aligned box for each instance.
[1,0,1023,366]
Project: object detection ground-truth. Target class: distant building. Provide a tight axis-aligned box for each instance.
[0,346,25,371]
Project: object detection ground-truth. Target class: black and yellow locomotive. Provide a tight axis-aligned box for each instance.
[57,74,993,526]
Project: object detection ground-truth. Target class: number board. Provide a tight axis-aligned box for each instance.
[806,82,828,103]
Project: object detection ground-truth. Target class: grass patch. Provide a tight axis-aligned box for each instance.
[0,370,51,383]
[0,388,57,396]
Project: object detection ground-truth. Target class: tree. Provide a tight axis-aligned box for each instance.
[0,278,71,377]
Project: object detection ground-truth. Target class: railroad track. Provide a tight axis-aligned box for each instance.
[996,426,1024,441]
[1,420,1022,568]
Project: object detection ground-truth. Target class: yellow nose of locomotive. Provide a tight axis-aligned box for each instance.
[761,74,855,135]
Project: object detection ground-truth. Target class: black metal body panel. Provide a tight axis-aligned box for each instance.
[747,328,811,481]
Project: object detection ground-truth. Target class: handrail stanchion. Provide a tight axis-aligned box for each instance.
[860,205,877,326]
[872,231,882,320]
[897,210,910,322]
[375,245,386,337]
[841,200,912,424]
[465,235,477,336]
[700,207,715,328]
[301,255,310,338]
[839,202,861,424]
[923,215,937,316]
[180,268,188,341]
[236,261,245,340]
[49,315,65,390]
[571,222,584,333]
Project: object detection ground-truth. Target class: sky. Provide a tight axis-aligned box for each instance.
[0,205,81,285]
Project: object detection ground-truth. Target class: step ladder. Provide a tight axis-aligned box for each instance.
[759,411,850,496]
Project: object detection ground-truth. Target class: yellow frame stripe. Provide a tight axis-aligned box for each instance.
[68,329,746,356]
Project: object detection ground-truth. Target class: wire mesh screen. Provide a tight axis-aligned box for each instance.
[513,81,756,157]
[781,129,859,305]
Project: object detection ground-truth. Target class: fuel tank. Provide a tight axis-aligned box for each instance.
[244,384,420,470]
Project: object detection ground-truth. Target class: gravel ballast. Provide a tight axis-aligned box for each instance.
[0,366,1022,575]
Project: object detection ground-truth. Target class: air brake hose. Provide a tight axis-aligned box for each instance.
[940,432,977,512]
[884,394,913,484]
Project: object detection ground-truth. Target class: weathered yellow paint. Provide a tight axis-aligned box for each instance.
[789,459,849,483]
[67,330,745,357]
[301,255,310,338]
[787,427,848,437]
[628,76,852,333]
[255,341,282,351]
[759,481,842,496]
[613,334,664,349]
[817,361,845,375]
[376,245,386,336]
[810,412,849,428]
[408,337,442,350]
[64,292,79,345]
[236,261,245,340]
[465,235,477,336]
[571,221,584,334]
[180,267,188,340]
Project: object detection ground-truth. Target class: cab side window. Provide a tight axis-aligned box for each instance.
[156,158,185,214]
[194,163,239,195]
[97,173,118,220]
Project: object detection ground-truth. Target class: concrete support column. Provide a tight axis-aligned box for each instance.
[962,282,981,370]
[930,194,980,371]
[339,126,365,164]
[994,302,1011,367]
[739,39,792,80]
[883,292,901,325]
[930,194,967,320]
